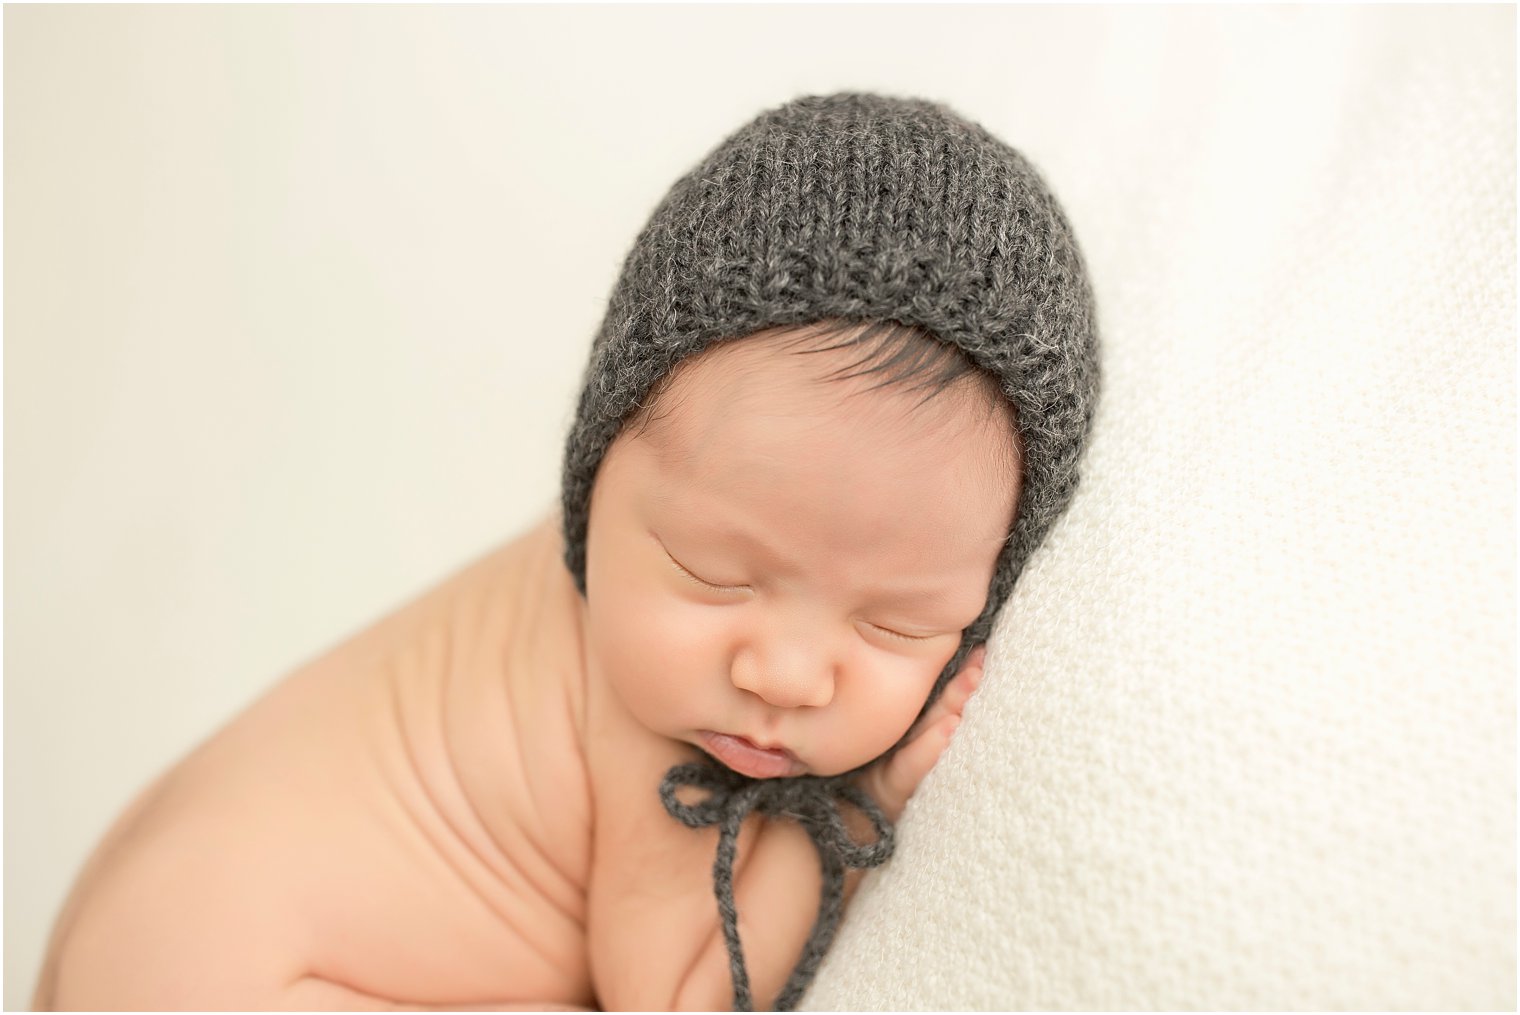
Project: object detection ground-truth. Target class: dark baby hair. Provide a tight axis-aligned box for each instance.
[622,316,1025,500]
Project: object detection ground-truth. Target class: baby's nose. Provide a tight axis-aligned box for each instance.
[730,653,835,709]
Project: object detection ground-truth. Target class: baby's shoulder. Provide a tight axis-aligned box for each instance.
[39,510,601,1009]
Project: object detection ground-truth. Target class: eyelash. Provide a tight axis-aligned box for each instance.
[664,551,933,642]
[667,554,738,592]
[871,625,931,643]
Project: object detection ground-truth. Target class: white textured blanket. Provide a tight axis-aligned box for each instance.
[803,8,1515,1011]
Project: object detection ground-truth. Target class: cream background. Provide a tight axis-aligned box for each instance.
[5,5,1514,1011]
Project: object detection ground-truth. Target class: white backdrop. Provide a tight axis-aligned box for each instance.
[6,5,1514,1011]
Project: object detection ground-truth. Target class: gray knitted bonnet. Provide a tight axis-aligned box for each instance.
[558,91,1099,1010]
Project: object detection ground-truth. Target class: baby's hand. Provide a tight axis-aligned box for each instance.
[855,644,986,824]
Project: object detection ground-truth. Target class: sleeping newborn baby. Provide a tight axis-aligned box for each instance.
[33,92,1099,1012]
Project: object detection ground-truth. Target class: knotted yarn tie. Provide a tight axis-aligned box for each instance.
[659,759,895,1012]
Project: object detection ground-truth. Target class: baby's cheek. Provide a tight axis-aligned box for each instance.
[593,590,714,722]
[847,671,938,756]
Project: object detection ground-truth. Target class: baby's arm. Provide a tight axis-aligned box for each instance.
[589,647,986,1011]
[42,792,600,1013]
[280,976,592,1011]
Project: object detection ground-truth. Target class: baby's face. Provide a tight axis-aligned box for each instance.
[581,331,1018,778]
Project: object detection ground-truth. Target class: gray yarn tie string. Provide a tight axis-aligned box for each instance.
[659,759,895,1012]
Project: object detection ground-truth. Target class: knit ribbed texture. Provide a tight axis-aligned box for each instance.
[559,91,1100,1010]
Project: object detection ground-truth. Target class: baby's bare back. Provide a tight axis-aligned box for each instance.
[34,514,599,1010]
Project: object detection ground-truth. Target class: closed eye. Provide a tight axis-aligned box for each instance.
[664,549,746,592]
[868,623,936,642]
[664,544,942,641]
